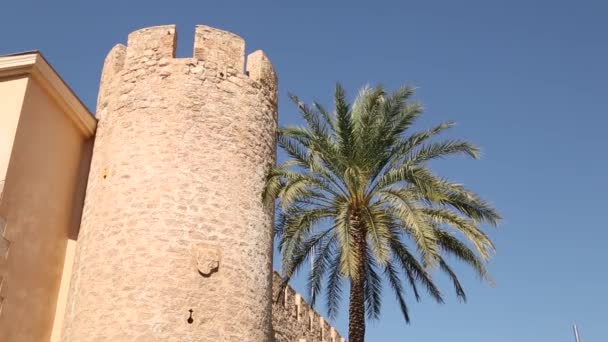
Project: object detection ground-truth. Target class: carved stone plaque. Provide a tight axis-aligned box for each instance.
[194,245,221,276]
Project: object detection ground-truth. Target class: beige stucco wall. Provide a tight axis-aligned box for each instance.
[0,76,28,185]
[50,238,78,342]
[0,73,94,342]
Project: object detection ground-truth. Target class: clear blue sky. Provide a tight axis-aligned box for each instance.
[2,1,606,341]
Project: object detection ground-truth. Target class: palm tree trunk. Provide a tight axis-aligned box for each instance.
[348,222,367,342]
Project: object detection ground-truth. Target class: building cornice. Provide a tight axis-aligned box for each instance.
[0,52,96,137]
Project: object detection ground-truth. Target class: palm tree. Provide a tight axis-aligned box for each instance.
[264,84,500,342]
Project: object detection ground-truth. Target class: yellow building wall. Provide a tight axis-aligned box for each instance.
[0,75,93,342]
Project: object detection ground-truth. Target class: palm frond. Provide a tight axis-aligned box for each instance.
[420,208,495,261]
[438,258,467,301]
[326,252,344,319]
[308,232,338,307]
[434,228,494,285]
[408,140,480,164]
[364,255,383,320]
[380,189,440,267]
[390,240,444,303]
[384,262,411,323]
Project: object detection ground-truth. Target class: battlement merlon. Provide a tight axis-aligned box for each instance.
[127,25,177,60]
[97,43,126,112]
[247,50,278,96]
[194,25,244,72]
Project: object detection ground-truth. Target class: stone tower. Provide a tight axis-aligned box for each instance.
[61,25,277,341]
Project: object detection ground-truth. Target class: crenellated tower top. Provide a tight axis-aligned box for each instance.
[96,24,277,119]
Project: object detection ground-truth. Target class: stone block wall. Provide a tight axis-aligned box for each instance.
[62,25,278,342]
[272,273,346,342]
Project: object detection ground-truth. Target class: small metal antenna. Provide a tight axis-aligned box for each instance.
[573,323,581,342]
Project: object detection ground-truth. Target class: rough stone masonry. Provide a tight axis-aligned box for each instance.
[61,25,278,341]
